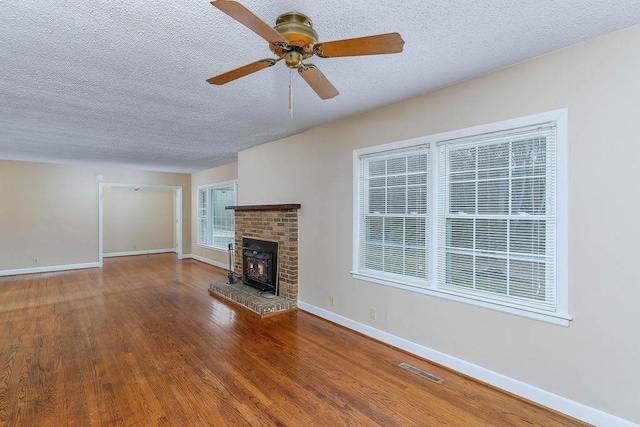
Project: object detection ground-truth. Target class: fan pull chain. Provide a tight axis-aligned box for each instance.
[288,68,294,118]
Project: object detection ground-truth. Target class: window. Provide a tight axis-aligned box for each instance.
[438,125,557,312]
[356,148,430,286]
[197,180,237,250]
[353,110,569,325]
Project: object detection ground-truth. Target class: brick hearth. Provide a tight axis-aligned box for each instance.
[209,281,296,316]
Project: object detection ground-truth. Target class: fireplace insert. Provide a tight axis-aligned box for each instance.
[242,237,278,294]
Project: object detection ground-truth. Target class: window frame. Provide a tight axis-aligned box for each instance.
[197,180,238,251]
[352,109,570,326]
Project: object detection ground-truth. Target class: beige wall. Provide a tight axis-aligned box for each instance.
[0,160,191,271]
[190,162,237,267]
[237,25,640,423]
[103,186,175,254]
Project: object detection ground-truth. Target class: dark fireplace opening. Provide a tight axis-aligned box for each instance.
[242,237,278,294]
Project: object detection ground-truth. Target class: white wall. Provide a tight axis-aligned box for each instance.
[237,25,640,424]
[0,160,190,272]
[103,186,175,254]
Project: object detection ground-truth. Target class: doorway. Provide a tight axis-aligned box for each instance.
[98,183,183,266]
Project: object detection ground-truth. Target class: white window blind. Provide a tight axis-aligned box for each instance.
[198,188,208,244]
[437,124,557,311]
[357,147,430,285]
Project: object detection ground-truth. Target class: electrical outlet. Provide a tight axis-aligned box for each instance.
[33,258,38,264]
[329,296,335,306]
[133,244,137,250]
[369,307,377,320]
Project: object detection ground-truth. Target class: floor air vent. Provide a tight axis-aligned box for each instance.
[399,363,443,384]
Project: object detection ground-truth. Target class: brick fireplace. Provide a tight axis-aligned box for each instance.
[229,204,300,301]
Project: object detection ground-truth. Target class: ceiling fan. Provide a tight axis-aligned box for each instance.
[207,0,405,99]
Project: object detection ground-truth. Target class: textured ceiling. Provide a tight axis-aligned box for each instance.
[1,1,640,173]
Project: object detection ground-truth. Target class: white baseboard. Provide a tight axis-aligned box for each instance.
[297,301,638,427]
[103,248,176,258]
[0,262,101,277]
[183,254,229,270]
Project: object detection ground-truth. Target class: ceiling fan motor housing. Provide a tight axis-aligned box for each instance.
[270,12,318,64]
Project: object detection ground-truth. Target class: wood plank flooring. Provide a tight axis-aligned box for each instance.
[0,254,588,426]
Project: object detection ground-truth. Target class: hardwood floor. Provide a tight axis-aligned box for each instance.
[0,254,587,426]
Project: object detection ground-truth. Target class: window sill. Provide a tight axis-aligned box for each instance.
[351,272,572,327]
[197,244,229,253]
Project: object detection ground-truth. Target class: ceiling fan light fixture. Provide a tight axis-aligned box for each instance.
[284,50,303,68]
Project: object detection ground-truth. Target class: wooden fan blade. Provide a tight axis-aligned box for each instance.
[211,0,286,45]
[298,64,339,100]
[314,32,404,58]
[207,58,277,85]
